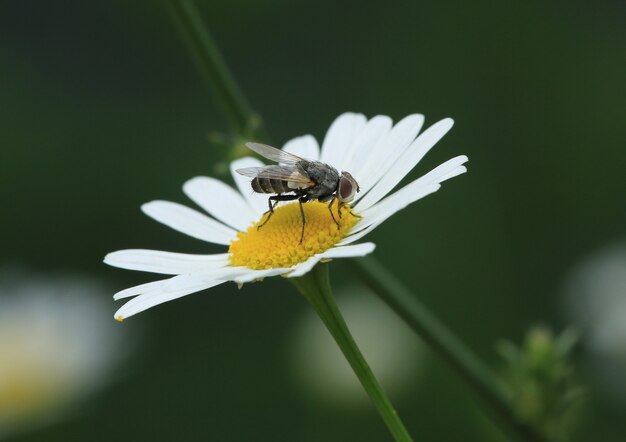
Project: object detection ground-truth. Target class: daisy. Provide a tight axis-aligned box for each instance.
[0,271,128,436]
[105,112,468,320]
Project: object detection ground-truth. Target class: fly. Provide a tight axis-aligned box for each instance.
[236,142,361,243]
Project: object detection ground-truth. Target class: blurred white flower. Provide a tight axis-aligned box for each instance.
[561,241,626,402]
[288,285,424,408]
[0,271,130,439]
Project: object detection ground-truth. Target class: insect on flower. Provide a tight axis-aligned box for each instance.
[236,142,361,243]
[105,112,469,320]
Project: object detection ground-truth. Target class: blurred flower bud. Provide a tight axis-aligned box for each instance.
[496,327,585,441]
[207,113,265,177]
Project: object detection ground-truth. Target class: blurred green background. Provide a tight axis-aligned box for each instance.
[1,0,625,440]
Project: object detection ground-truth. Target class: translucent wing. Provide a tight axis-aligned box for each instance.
[236,165,314,185]
[245,142,305,165]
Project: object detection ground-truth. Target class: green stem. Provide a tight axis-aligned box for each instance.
[164,0,262,137]
[349,257,547,442]
[291,264,414,442]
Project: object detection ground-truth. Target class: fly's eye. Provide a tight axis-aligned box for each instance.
[339,176,356,202]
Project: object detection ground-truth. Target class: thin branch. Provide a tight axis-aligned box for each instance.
[164,0,257,136]
[349,257,547,442]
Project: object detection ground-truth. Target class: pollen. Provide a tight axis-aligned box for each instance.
[228,200,358,270]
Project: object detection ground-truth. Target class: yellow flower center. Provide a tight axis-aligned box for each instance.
[229,200,358,270]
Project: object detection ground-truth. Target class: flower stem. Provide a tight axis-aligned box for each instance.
[349,256,547,442]
[164,0,263,138]
[291,264,414,442]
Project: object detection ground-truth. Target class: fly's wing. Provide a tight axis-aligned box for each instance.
[245,142,305,165]
[236,165,314,186]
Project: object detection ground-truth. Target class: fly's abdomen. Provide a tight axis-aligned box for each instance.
[251,177,290,194]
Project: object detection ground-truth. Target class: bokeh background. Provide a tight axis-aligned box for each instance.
[1,0,625,440]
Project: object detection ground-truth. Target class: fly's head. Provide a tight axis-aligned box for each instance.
[337,171,360,204]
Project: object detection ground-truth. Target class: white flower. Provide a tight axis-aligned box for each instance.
[0,271,129,438]
[105,112,468,320]
[561,241,626,402]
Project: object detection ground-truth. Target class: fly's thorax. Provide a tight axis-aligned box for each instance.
[303,161,340,198]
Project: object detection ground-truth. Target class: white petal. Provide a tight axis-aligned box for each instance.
[231,267,290,283]
[285,243,376,278]
[104,249,230,275]
[354,182,441,235]
[282,135,320,160]
[341,162,464,245]
[161,273,222,292]
[285,256,321,278]
[417,156,468,184]
[406,157,468,195]
[142,201,236,245]
[183,176,257,231]
[163,266,291,288]
[230,157,270,216]
[114,279,225,320]
[439,165,467,182]
[355,118,456,211]
[113,279,169,300]
[331,115,393,173]
[344,115,392,180]
[338,222,383,246]
[320,113,367,169]
[318,242,376,259]
[161,267,246,292]
[355,114,425,197]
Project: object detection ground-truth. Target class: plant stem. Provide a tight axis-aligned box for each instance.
[164,0,261,137]
[349,256,547,442]
[291,264,414,442]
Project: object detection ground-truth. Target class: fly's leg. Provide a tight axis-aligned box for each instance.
[318,194,340,229]
[257,197,277,229]
[258,194,299,230]
[298,195,309,244]
[348,209,362,219]
[298,196,308,244]
[337,202,361,220]
[326,197,340,229]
